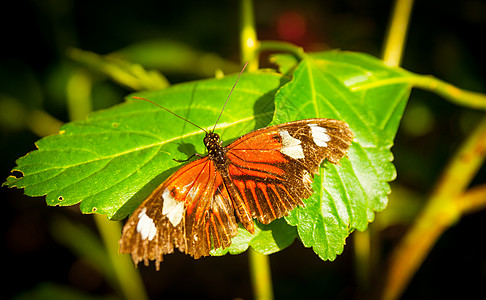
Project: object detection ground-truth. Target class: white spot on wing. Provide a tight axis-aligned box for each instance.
[213,193,229,215]
[309,124,331,147]
[279,130,305,159]
[302,170,312,186]
[137,208,157,241]
[178,181,193,194]
[187,184,200,200]
[162,189,184,227]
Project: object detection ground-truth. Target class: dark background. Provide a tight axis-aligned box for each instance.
[2,0,485,299]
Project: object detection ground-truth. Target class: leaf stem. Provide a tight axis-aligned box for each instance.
[410,74,486,110]
[380,0,486,110]
[351,73,486,111]
[257,40,307,61]
[382,116,486,300]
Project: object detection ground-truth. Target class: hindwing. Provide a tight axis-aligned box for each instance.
[120,157,239,270]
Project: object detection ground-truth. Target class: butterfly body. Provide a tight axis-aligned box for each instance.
[120,118,353,269]
[204,132,229,169]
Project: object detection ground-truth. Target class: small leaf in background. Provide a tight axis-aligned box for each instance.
[67,48,170,91]
[113,39,240,77]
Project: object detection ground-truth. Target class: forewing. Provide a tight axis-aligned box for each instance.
[225,118,353,225]
[119,157,238,269]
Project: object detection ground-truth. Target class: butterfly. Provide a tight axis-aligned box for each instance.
[119,72,353,270]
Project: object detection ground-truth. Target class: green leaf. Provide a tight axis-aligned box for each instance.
[211,219,297,256]
[5,71,286,222]
[5,50,413,260]
[272,51,410,260]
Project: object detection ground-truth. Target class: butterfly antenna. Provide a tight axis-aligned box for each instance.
[212,61,249,132]
[132,96,208,133]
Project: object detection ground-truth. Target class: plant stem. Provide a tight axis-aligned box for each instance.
[353,228,371,290]
[382,0,415,67]
[379,1,486,299]
[249,248,274,300]
[26,109,63,137]
[239,1,274,299]
[353,0,414,295]
[456,184,486,215]
[66,69,93,121]
[240,0,258,71]
[94,214,149,300]
[382,116,486,300]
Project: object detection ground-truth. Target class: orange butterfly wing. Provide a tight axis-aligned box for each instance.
[120,118,353,268]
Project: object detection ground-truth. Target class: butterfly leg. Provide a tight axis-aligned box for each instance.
[173,153,204,163]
